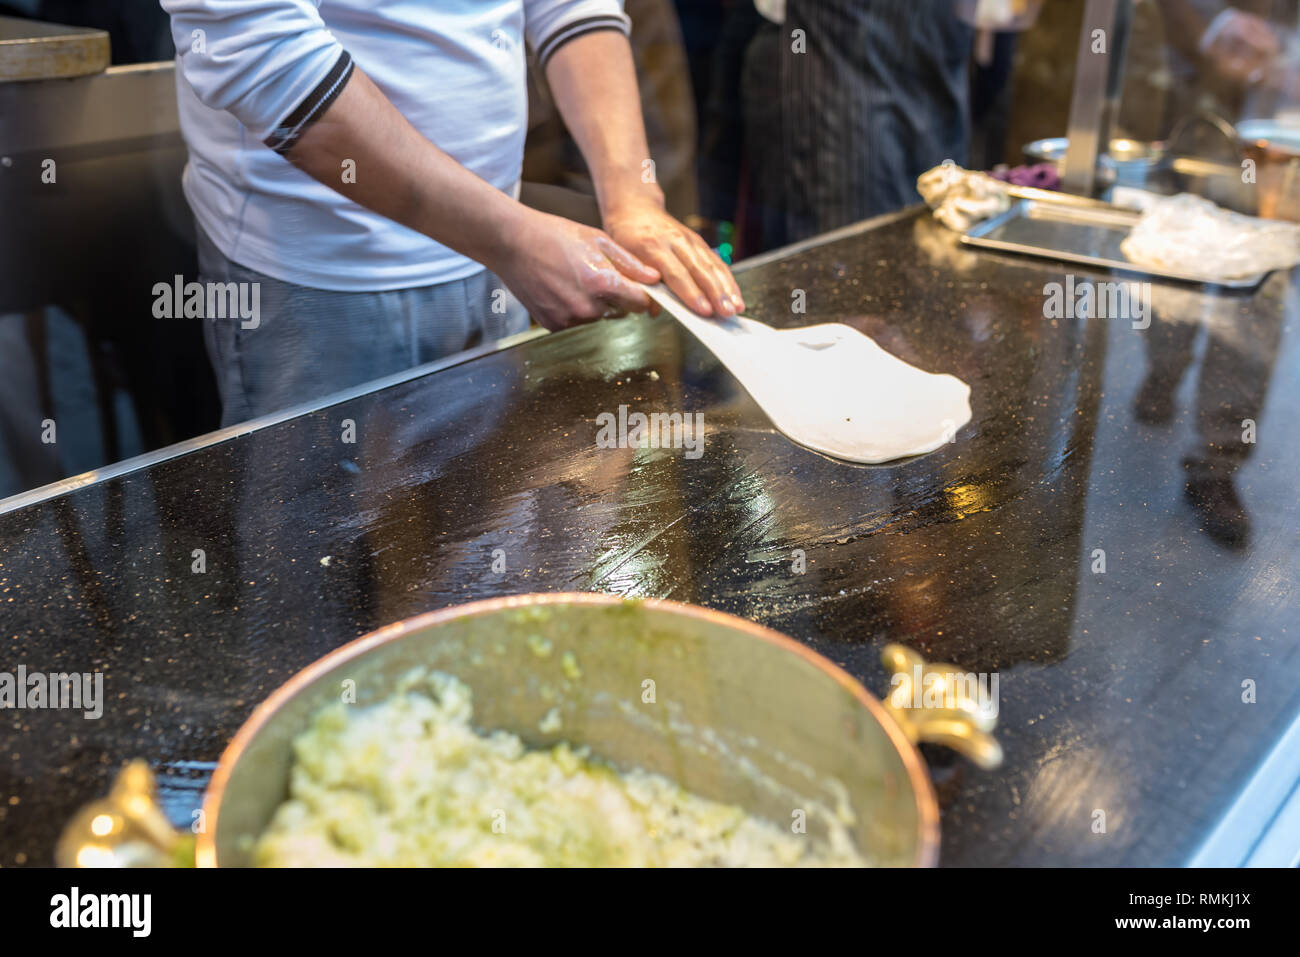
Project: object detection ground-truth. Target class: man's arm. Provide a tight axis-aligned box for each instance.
[284,67,659,328]
[286,70,525,272]
[543,29,745,318]
[163,0,658,329]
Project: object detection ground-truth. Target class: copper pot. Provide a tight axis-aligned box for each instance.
[60,594,1000,867]
[1238,119,1300,222]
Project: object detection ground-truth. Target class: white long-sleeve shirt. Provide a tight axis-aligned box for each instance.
[162,0,630,291]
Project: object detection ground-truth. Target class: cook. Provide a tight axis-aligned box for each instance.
[160,0,744,426]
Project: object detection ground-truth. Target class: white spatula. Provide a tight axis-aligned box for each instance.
[641,282,972,464]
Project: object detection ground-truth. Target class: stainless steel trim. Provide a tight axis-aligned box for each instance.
[1061,0,1133,196]
[0,61,179,155]
[0,326,548,516]
[1187,704,1300,867]
[1244,782,1300,867]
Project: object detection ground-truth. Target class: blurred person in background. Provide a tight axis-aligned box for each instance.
[964,1,1046,171]
[693,1,976,254]
[691,0,776,256]
[525,0,699,224]
[780,0,975,241]
[1149,0,1297,132]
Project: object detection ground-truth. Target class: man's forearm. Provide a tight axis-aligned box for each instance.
[544,27,743,317]
[285,68,526,272]
[543,30,665,219]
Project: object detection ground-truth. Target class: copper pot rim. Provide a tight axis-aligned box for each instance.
[196,592,941,868]
[1237,120,1300,159]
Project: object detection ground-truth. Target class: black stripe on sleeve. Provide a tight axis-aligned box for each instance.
[535,15,630,70]
[264,50,355,155]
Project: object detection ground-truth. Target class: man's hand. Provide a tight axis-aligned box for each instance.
[543,30,745,319]
[603,197,745,318]
[492,209,660,331]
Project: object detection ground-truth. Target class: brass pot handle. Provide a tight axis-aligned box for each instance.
[56,760,193,867]
[880,643,1003,770]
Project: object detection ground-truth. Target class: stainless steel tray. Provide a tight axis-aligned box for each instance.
[961,199,1268,290]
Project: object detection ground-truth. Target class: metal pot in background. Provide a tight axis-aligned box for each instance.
[58,593,1002,868]
[1238,119,1300,221]
[1024,114,1300,221]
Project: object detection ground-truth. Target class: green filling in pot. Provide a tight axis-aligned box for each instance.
[254,671,868,867]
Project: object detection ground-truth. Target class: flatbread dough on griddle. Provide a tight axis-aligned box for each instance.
[641,283,972,464]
